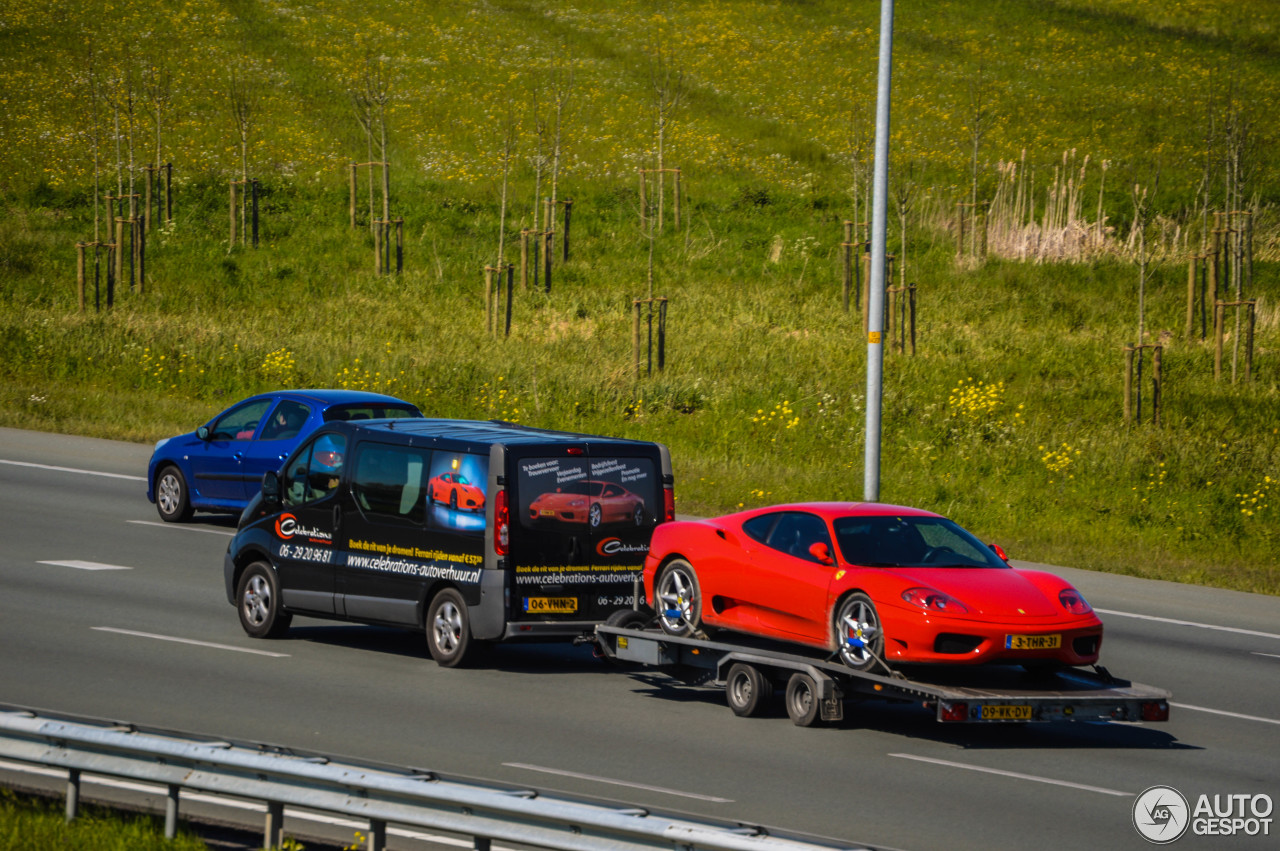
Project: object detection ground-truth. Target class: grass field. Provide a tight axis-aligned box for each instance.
[1,1,1277,593]
[0,789,211,851]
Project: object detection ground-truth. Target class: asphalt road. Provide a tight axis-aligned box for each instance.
[1,426,1278,850]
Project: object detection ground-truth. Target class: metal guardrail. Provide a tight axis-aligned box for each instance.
[0,707,868,851]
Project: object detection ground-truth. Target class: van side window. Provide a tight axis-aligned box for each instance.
[353,443,428,525]
[283,433,347,506]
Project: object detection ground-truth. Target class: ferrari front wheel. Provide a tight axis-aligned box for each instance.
[655,559,703,637]
[834,592,884,671]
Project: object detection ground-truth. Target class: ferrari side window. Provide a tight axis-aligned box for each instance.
[742,514,777,545]
[763,512,833,564]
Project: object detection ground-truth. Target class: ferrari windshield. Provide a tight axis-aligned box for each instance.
[832,515,1007,569]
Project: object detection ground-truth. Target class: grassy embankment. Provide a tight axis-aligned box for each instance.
[0,789,210,850]
[1,0,1278,592]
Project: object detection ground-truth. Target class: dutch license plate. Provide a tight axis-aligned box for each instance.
[524,596,577,614]
[1005,633,1061,650]
[981,704,1033,721]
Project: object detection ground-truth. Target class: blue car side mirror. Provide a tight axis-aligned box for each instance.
[197,425,210,441]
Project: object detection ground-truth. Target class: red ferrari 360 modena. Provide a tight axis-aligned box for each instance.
[527,480,647,528]
[642,502,1103,671]
[427,472,486,512]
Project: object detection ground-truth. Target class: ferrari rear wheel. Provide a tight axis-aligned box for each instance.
[725,663,773,717]
[834,592,884,672]
[655,559,703,637]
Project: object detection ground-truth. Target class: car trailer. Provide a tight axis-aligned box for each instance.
[595,624,1171,727]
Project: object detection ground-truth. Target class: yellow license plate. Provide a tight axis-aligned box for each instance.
[981,704,1033,721]
[540,509,557,517]
[524,596,577,614]
[1005,633,1061,650]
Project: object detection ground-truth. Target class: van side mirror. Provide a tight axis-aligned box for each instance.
[197,425,210,441]
[261,470,281,505]
[809,542,835,566]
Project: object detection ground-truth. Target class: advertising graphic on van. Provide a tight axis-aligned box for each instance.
[518,456,656,530]
[427,452,489,532]
[274,513,333,544]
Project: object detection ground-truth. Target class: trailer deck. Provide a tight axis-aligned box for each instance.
[595,624,1171,726]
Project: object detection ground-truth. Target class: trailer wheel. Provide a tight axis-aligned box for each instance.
[725,663,773,717]
[785,672,822,727]
[655,559,703,637]
[604,608,651,630]
[426,589,472,667]
[834,592,884,671]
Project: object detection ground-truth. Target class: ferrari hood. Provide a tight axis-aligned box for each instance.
[891,568,1062,618]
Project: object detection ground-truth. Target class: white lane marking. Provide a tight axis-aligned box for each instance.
[91,627,290,658]
[503,762,733,803]
[39,560,132,571]
[1094,608,1280,641]
[1252,652,1280,660]
[0,458,146,482]
[127,519,236,537]
[0,760,485,849]
[1170,702,1280,726]
[889,753,1132,797]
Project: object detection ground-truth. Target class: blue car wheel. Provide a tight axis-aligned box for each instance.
[156,465,193,522]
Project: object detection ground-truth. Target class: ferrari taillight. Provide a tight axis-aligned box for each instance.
[662,487,675,522]
[902,587,969,614]
[494,489,509,556]
[1058,588,1092,614]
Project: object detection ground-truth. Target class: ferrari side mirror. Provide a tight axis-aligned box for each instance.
[809,542,835,566]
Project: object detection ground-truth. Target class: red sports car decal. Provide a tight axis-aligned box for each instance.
[642,502,1103,671]
[428,472,486,512]
[527,480,647,529]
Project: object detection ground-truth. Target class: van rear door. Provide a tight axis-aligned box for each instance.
[507,443,665,623]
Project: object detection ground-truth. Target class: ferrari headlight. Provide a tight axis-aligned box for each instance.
[902,587,969,614]
[1058,588,1092,614]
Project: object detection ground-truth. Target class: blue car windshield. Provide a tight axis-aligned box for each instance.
[832,515,1007,569]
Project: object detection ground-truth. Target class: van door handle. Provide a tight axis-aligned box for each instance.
[333,504,342,530]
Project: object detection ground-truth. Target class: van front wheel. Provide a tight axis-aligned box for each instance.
[427,588,472,667]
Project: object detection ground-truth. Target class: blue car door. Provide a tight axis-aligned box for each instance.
[190,398,274,505]
[239,399,314,500]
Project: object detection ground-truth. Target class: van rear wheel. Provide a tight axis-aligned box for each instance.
[427,588,472,667]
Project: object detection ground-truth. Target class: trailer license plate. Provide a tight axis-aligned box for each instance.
[1005,633,1061,650]
[981,704,1032,721]
[524,596,577,614]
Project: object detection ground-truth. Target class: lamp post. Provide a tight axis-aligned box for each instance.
[864,0,895,503]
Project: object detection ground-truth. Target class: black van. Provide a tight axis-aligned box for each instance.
[223,418,673,666]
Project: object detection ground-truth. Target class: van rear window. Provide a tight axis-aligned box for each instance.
[517,456,658,530]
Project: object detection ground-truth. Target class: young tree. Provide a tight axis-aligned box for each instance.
[965,66,992,260]
[649,47,685,233]
[228,69,260,245]
[142,59,172,216]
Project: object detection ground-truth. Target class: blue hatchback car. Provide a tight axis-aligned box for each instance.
[147,389,422,521]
